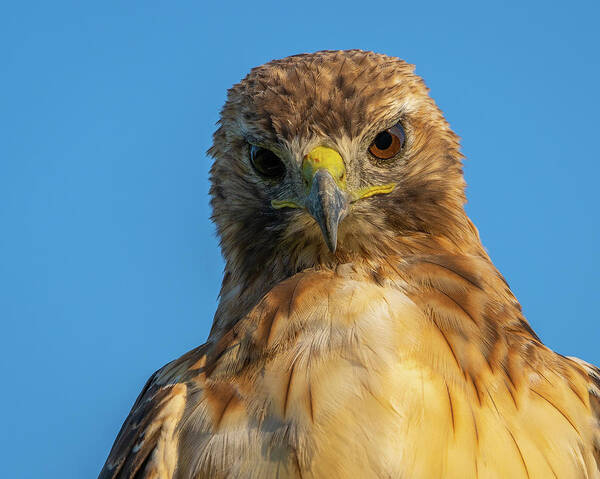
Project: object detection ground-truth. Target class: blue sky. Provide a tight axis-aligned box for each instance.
[1,1,598,477]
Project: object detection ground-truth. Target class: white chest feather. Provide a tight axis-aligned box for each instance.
[179,275,597,479]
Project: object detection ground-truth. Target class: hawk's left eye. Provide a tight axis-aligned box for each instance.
[369,123,405,160]
[250,145,286,179]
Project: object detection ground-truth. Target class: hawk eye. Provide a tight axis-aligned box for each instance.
[368,123,405,160]
[249,145,285,179]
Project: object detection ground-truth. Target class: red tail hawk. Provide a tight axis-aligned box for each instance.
[99,50,600,478]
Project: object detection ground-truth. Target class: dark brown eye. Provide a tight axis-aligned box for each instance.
[368,123,405,160]
[249,145,285,179]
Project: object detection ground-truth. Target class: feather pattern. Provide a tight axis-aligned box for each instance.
[100,256,600,478]
[99,50,599,478]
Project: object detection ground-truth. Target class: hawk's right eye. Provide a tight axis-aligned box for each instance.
[250,146,286,179]
[369,123,405,161]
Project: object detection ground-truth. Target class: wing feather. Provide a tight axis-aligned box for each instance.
[568,357,600,470]
[99,346,207,479]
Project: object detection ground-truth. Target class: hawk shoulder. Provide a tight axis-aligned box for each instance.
[99,346,206,479]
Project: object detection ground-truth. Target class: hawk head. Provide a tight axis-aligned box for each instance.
[209,50,482,291]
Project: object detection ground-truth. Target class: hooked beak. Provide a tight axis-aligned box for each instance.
[271,145,396,253]
[305,168,348,252]
[302,146,349,252]
[302,146,349,253]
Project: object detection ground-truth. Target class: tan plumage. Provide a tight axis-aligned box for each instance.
[99,50,600,478]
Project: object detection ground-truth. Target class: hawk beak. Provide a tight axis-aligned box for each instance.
[302,146,349,252]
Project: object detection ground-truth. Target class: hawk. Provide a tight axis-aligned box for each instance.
[99,50,600,478]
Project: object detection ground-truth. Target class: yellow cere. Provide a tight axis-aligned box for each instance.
[271,144,395,209]
[301,146,347,190]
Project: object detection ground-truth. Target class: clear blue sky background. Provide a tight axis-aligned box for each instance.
[1,1,598,477]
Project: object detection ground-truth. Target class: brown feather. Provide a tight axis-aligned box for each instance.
[99,50,600,478]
